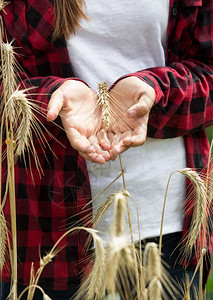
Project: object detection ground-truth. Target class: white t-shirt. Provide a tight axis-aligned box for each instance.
[67,0,186,242]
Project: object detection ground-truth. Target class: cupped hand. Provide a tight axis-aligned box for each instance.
[107,76,155,160]
[47,80,110,164]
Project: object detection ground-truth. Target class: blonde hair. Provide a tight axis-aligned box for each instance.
[53,0,87,40]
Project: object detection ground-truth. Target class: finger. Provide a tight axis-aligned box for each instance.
[122,134,146,147]
[96,129,111,150]
[66,127,96,154]
[111,132,121,146]
[79,151,106,164]
[110,142,129,161]
[67,129,107,164]
[47,88,64,122]
[122,118,148,147]
[109,131,131,160]
[89,135,110,161]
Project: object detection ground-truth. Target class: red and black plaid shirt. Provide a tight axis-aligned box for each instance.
[1,0,213,290]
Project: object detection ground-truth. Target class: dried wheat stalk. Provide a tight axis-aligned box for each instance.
[1,34,49,299]
[27,248,61,300]
[17,284,52,300]
[1,38,18,300]
[25,226,105,300]
[183,248,206,300]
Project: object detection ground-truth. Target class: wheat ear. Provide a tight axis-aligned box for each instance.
[73,231,106,300]
[143,242,162,300]
[178,168,207,258]
[111,191,127,237]
[1,41,17,99]
[26,227,104,300]
[93,189,130,227]
[0,1,8,11]
[0,212,7,271]
[104,192,144,300]
[7,90,33,157]
[98,82,111,130]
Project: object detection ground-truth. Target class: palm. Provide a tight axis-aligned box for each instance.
[48,80,109,164]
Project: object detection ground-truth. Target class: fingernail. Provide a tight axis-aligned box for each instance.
[128,110,137,117]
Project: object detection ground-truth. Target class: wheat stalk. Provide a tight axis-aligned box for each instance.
[198,144,213,299]
[25,226,104,300]
[0,38,19,300]
[17,284,52,300]
[183,248,206,299]
[159,168,207,261]
[27,248,61,300]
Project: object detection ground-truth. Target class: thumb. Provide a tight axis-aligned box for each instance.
[46,89,64,122]
[126,102,148,118]
[127,95,154,119]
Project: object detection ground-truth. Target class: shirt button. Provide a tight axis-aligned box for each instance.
[172,8,178,16]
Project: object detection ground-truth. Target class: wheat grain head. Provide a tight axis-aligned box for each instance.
[0,212,7,271]
[143,242,162,300]
[98,82,111,131]
[178,168,207,259]
[72,229,106,300]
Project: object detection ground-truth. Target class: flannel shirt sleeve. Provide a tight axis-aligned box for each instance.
[122,0,213,139]
[0,2,86,142]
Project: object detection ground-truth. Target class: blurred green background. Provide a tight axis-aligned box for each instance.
[206,126,213,146]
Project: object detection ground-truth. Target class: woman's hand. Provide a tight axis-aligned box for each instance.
[47,80,110,164]
[108,76,155,160]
